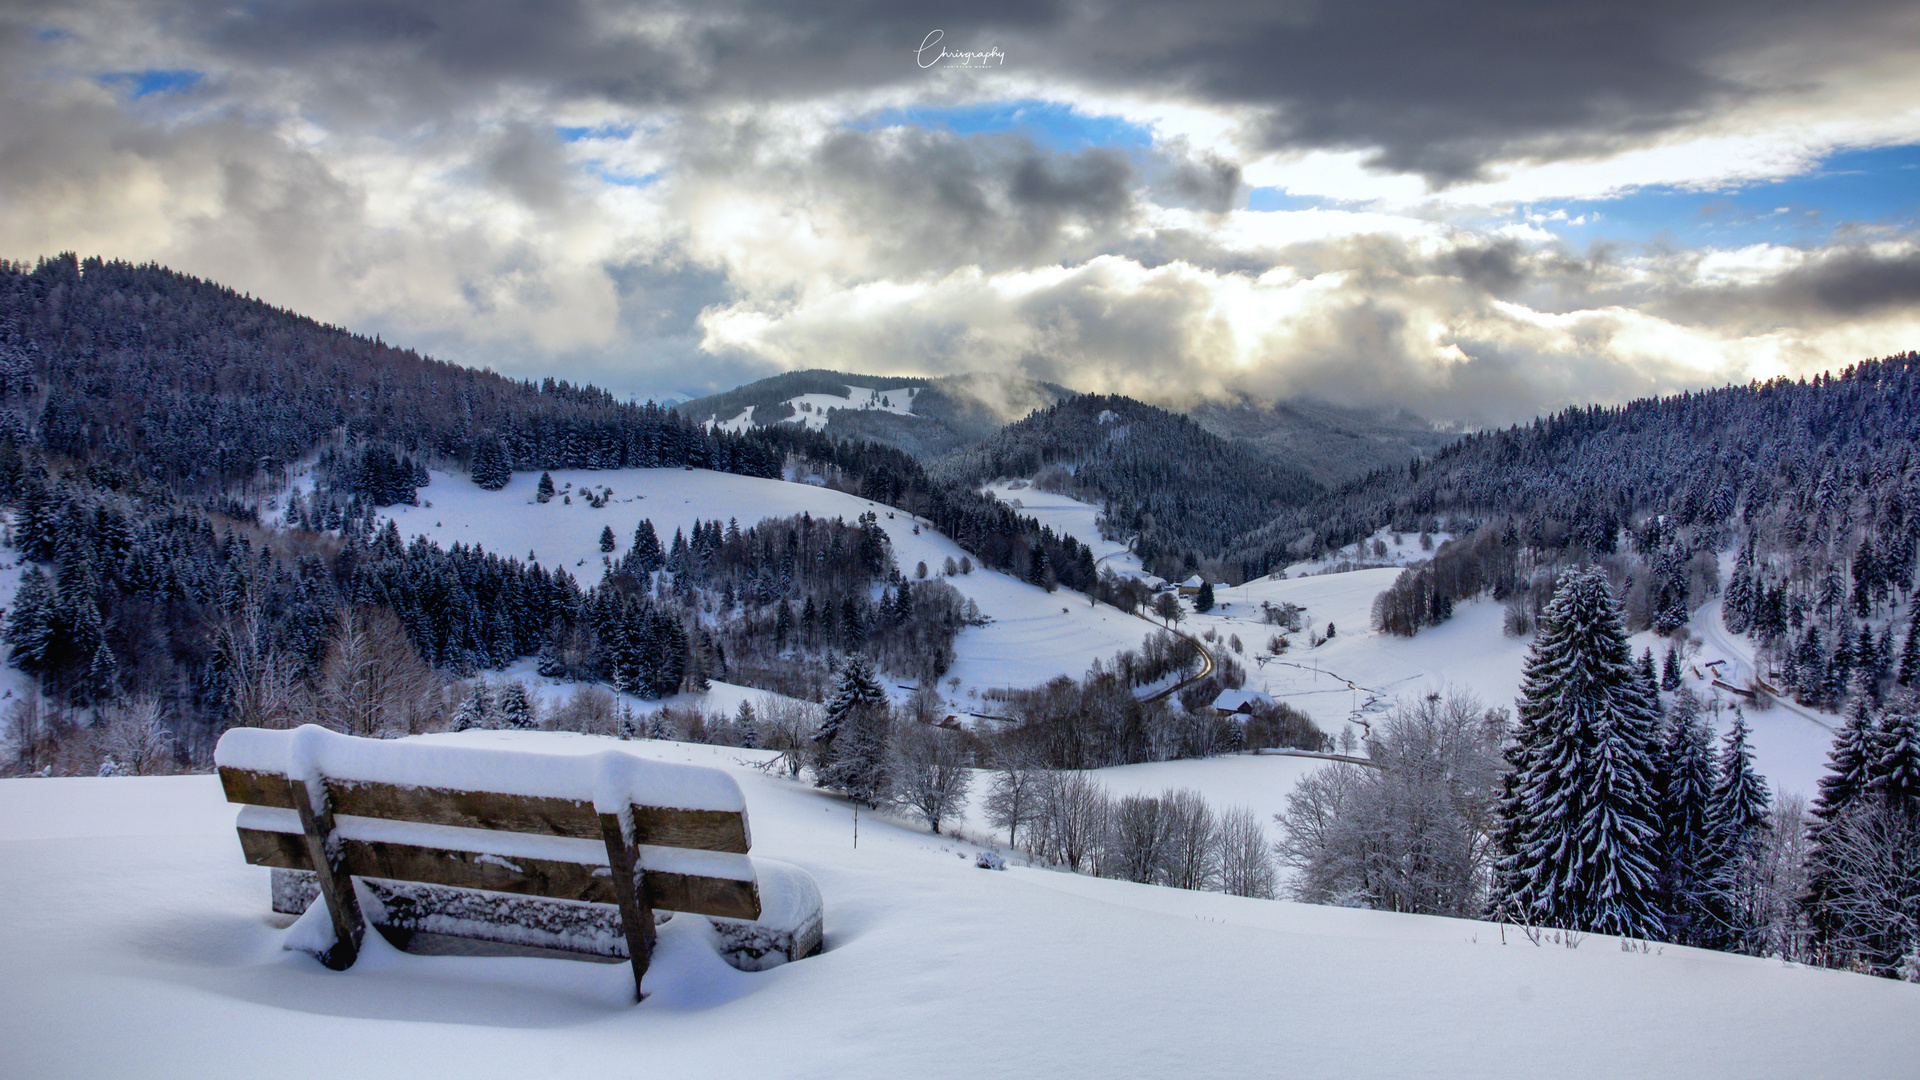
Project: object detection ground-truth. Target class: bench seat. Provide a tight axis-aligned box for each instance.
[216,725,822,998]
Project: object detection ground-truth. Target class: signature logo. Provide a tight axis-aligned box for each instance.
[916,30,1005,69]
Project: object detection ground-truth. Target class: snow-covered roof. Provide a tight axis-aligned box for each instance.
[1211,689,1275,713]
[1181,575,1205,588]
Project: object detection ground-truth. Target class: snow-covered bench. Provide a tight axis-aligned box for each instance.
[214,726,823,1000]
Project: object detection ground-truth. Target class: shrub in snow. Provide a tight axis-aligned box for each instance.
[976,850,1005,870]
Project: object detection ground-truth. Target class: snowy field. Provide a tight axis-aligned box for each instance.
[376,468,1154,710]
[3,731,1915,1080]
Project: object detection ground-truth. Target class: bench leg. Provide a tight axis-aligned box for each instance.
[289,775,365,971]
[599,811,656,1002]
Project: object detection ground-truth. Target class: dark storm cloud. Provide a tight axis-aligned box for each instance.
[52,0,1911,183]
[1759,249,1920,317]
[1645,247,1920,331]
[799,126,1137,272]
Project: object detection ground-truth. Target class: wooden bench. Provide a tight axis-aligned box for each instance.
[214,725,823,1000]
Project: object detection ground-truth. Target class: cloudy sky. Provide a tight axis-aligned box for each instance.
[5,0,1919,424]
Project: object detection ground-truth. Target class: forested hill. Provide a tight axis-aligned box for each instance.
[0,255,1114,768]
[0,254,780,497]
[931,393,1323,577]
[1228,357,1920,719]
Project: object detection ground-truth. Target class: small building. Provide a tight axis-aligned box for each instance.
[1211,689,1276,716]
[1177,574,1206,597]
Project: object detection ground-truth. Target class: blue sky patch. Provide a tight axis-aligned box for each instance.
[557,124,637,143]
[99,69,205,99]
[849,100,1155,152]
[1513,143,1920,249]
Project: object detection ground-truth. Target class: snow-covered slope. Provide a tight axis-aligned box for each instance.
[2,735,1913,1079]
[991,481,1842,801]
[379,468,1153,709]
[712,385,919,434]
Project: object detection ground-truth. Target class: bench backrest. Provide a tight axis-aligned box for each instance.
[215,726,762,921]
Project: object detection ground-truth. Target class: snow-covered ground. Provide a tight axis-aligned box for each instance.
[379,469,1153,712]
[714,385,920,434]
[999,485,1842,802]
[3,733,1914,1080]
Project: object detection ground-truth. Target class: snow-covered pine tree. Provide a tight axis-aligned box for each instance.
[1814,677,1880,827]
[599,525,616,553]
[4,566,54,676]
[814,655,891,804]
[629,520,664,574]
[1869,691,1920,813]
[535,471,555,503]
[1493,567,1664,938]
[1803,676,1882,960]
[1656,689,1719,946]
[469,436,511,490]
[453,681,494,731]
[1662,644,1683,691]
[1706,711,1772,953]
[1639,648,1659,698]
[497,681,537,730]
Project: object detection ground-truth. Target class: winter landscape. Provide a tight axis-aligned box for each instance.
[6,2,1920,1078]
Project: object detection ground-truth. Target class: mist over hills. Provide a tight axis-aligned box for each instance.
[1184,397,1461,488]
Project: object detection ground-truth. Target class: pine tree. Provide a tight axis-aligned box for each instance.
[1661,644,1683,691]
[4,566,54,675]
[1706,712,1772,953]
[815,655,891,804]
[536,471,555,503]
[1638,648,1659,699]
[1656,689,1719,946]
[630,520,663,573]
[1493,567,1664,937]
[1868,692,1920,813]
[1804,678,1881,958]
[469,436,511,491]
[453,682,494,731]
[1195,580,1215,614]
[599,525,616,553]
[498,681,537,730]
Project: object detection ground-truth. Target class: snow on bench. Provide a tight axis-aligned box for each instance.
[215,725,823,1000]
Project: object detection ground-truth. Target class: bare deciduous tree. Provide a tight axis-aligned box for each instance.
[1276,692,1507,916]
[888,721,971,835]
[984,749,1044,848]
[1161,788,1221,891]
[310,605,442,737]
[1034,771,1110,873]
[1218,805,1278,899]
[548,685,618,736]
[95,696,173,775]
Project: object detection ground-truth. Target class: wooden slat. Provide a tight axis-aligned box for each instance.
[236,827,760,920]
[220,766,296,810]
[221,767,751,854]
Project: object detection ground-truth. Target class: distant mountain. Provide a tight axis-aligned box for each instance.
[675,369,1072,460]
[931,393,1324,576]
[1183,397,1461,487]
